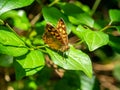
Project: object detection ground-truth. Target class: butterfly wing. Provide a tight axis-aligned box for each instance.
[43,24,63,50]
[56,19,69,51]
[56,19,68,44]
[43,19,69,52]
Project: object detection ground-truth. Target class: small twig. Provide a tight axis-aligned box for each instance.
[30,13,41,26]
[100,21,112,31]
[48,0,60,7]
[91,0,101,16]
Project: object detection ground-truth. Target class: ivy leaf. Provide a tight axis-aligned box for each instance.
[14,50,45,80]
[0,44,28,56]
[58,3,94,27]
[69,13,94,27]
[0,26,28,56]
[76,25,109,51]
[46,46,92,78]
[0,0,34,15]
[109,9,120,22]
[80,73,100,90]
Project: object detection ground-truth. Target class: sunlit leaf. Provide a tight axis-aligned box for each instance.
[14,50,45,80]
[0,26,28,56]
[46,46,92,78]
[80,73,100,90]
[0,0,34,15]
[76,25,109,51]
[109,9,120,22]
[58,3,94,27]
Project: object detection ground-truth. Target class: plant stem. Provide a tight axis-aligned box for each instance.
[39,49,48,54]
[91,0,101,16]
[48,0,60,7]
[100,21,112,31]
[5,23,32,48]
[73,40,84,47]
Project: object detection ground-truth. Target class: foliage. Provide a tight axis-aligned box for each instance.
[0,0,120,90]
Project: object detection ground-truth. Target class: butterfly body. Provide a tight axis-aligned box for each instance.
[43,19,69,52]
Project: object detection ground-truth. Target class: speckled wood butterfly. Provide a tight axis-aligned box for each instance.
[43,19,69,52]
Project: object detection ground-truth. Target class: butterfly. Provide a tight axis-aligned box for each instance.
[43,18,69,52]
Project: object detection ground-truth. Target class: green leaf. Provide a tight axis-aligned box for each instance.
[0,26,28,56]
[0,0,34,15]
[0,26,25,45]
[1,10,31,30]
[14,50,45,80]
[46,46,92,78]
[80,73,100,90]
[58,3,84,15]
[109,9,120,22]
[76,25,109,51]
[69,13,94,27]
[109,35,120,53]
[58,3,94,27]
[0,44,28,56]
[42,7,72,34]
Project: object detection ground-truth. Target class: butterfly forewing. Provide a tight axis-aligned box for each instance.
[43,19,69,52]
[57,19,68,45]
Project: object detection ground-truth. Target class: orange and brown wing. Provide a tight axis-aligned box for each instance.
[43,24,63,50]
[43,19,69,52]
[56,19,69,51]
